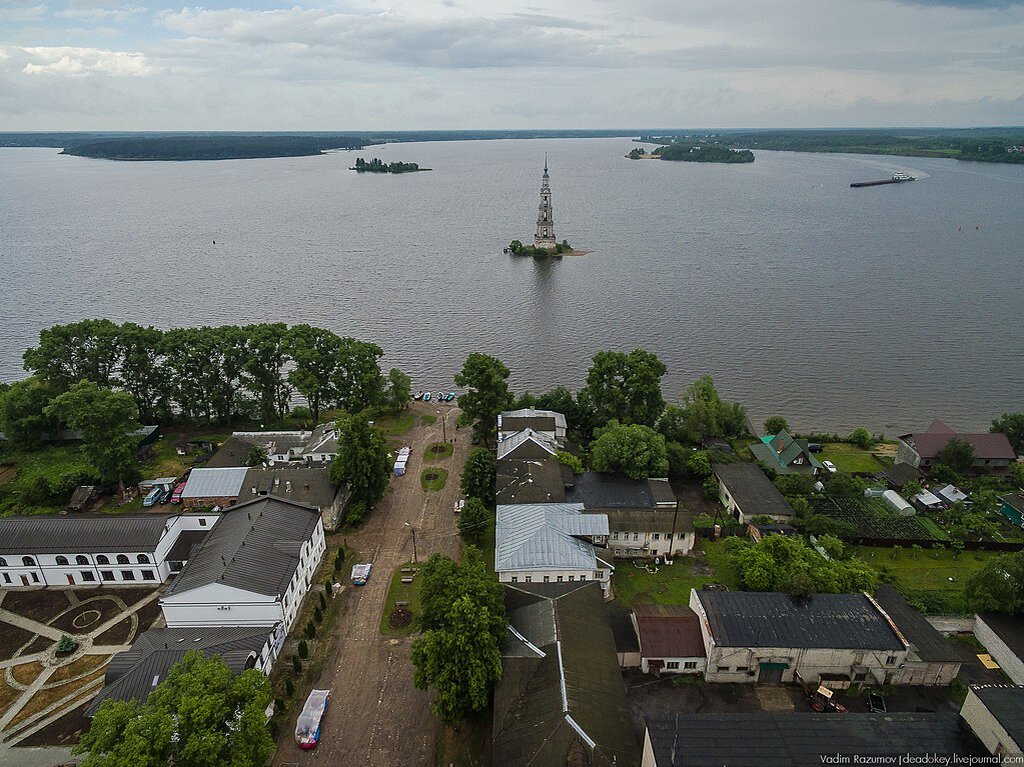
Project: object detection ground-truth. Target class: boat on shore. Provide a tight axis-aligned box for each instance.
[851,172,915,188]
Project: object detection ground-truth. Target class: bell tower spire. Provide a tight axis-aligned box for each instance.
[534,157,556,249]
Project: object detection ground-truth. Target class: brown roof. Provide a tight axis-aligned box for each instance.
[900,421,1015,461]
[633,605,706,659]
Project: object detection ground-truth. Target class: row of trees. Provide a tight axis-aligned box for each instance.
[17,319,407,428]
[724,534,878,596]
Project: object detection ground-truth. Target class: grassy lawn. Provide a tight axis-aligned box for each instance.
[817,443,886,474]
[0,444,95,516]
[380,562,422,636]
[421,467,448,491]
[425,442,454,461]
[613,539,741,608]
[374,410,416,436]
[420,414,437,426]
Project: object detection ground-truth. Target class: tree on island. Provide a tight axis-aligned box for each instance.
[454,353,513,447]
[75,651,273,767]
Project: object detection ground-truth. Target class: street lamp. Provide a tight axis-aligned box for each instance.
[405,522,418,564]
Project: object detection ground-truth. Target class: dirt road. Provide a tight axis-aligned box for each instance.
[273,402,468,767]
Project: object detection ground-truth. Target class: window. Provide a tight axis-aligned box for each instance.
[653,533,660,540]
[510,577,518,583]
[885,655,897,665]
[22,556,35,567]
[557,575,564,582]
[717,666,730,672]
[116,555,130,565]
[137,554,150,564]
[141,570,155,581]
[684,661,698,670]
[678,532,687,539]
[853,672,867,682]
[0,557,6,567]
[199,518,207,526]
[665,661,680,669]
[101,570,114,581]
[543,576,550,583]
[31,572,39,583]
[632,533,639,541]
[2,573,10,584]
[736,666,748,672]
[612,532,619,540]
[96,555,109,565]
[56,556,69,566]
[81,571,96,582]
[524,576,532,583]
[121,570,135,581]
[76,555,88,565]
[568,575,575,582]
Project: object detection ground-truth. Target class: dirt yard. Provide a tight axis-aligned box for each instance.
[272,401,468,767]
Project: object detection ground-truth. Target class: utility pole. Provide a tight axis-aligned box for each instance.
[669,499,680,560]
[439,409,447,443]
[405,522,418,564]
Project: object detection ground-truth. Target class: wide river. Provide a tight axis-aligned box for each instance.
[1,139,1021,434]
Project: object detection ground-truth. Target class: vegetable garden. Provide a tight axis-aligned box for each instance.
[809,497,947,543]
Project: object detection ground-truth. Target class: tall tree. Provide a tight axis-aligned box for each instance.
[44,381,141,490]
[242,323,291,423]
[660,375,747,443]
[332,337,385,414]
[937,436,976,475]
[763,416,789,436]
[458,497,490,545]
[580,348,666,428]
[328,414,391,506]
[590,421,669,479]
[965,551,1024,614]
[0,376,58,448]
[75,651,273,767]
[727,534,877,595]
[417,548,505,637]
[23,318,122,390]
[461,447,496,507]
[287,324,341,423]
[386,368,412,411]
[116,322,167,423]
[991,413,1024,456]
[454,353,513,447]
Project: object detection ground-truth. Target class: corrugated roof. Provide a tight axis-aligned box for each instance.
[181,467,249,499]
[500,409,567,432]
[87,626,271,715]
[634,605,706,659]
[644,712,980,766]
[497,429,558,460]
[497,458,567,505]
[0,515,172,554]
[164,496,320,598]
[712,463,794,517]
[495,503,607,573]
[971,685,1024,748]
[873,584,961,663]
[695,591,906,650]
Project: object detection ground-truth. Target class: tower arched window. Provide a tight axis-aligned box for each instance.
[56,556,69,566]
[137,554,150,565]
[116,554,130,565]
[76,555,88,565]
[0,558,7,567]
[96,555,109,565]
[22,556,35,567]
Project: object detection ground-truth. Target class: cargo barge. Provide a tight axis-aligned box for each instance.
[851,172,915,188]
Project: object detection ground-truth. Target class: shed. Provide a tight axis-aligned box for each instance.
[67,485,97,513]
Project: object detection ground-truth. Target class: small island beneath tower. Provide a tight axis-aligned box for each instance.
[507,158,588,258]
[349,157,431,173]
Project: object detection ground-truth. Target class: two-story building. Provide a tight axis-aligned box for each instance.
[497,408,567,446]
[897,420,1015,473]
[749,430,823,476]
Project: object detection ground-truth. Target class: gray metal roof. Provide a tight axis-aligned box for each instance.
[500,408,567,432]
[712,462,794,517]
[644,712,980,766]
[0,515,173,554]
[695,591,906,650]
[180,467,249,499]
[495,503,607,573]
[87,626,272,715]
[497,429,558,460]
[164,497,321,598]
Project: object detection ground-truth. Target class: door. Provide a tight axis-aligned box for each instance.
[66,574,75,585]
[758,665,785,684]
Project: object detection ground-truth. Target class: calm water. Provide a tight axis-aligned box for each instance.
[1,139,1022,434]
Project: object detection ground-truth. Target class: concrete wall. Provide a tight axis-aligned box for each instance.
[961,689,1023,756]
[702,644,906,685]
[896,440,922,468]
[926,615,977,635]
[896,661,960,686]
[609,531,694,558]
[975,615,1024,685]
[499,568,608,586]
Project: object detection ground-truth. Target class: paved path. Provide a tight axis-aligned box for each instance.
[273,402,468,767]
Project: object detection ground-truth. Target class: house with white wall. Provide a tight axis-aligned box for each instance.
[633,605,707,675]
[974,613,1024,685]
[497,408,567,446]
[160,496,325,637]
[0,513,217,588]
[960,685,1024,757]
[712,463,794,523]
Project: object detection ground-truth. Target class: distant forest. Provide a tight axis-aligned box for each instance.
[59,135,367,161]
[653,143,754,163]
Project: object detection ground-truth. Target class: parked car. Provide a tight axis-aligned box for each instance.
[351,563,372,585]
[170,481,187,504]
[295,689,330,749]
[142,486,162,507]
[453,499,465,514]
[157,484,172,504]
[808,443,824,453]
[822,460,838,473]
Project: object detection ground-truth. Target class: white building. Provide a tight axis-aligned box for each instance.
[960,685,1024,757]
[160,496,325,637]
[712,463,794,523]
[497,408,567,446]
[0,513,217,588]
[495,503,612,591]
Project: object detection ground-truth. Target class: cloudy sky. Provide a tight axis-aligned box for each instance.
[1,0,1022,129]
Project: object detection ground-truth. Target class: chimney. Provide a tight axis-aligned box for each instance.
[286,481,292,492]
[304,484,310,492]
[274,477,280,488]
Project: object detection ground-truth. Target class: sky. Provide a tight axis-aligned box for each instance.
[0,0,1022,129]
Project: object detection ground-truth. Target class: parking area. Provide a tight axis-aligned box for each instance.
[0,586,162,748]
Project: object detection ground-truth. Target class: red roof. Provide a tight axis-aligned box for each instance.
[901,428,1015,461]
[634,605,706,659]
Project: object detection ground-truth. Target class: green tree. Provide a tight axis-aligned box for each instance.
[286,324,342,423]
[116,323,168,423]
[23,319,122,390]
[386,368,412,411]
[331,337,385,413]
[849,427,874,449]
[763,416,789,436]
[461,448,496,507]
[824,471,863,497]
[1011,462,1024,487]
[242,323,291,423]
[728,534,877,594]
[774,473,817,498]
[328,414,391,507]
[937,437,976,475]
[555,450,584,475]
[417,548,505,638]
[536,386,595,434]
[75,651,273,767]
[579,349,666,428]
[686,450,713,478]
[45,381,141,490]
[454,353,513,446]
[246,445,268,467]
[991,413,1024,456]
[458,497,489,545]
[965,551,1024,614]
[660,376,747,443]
[666,440,690,476]
[590,421,669,479]
[0,376,58,448]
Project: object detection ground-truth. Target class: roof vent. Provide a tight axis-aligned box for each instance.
[286,481,292,492]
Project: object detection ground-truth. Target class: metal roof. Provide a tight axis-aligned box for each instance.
[497,428,558,460]
[970,685,1024,749]
[241,466,338,510]
[0,515,173,554]
[873,584,962,663]
[500,408,567,432]
[87,626,272,715]
[712,462,795,517]
[180,467,249,499]
[644,712,980,766]
[495,503,607,573]
[164,496,321,598]
[566,472,661,509]
[900,421,1015,460]
[496,458,567,505]
[602,509,696,534]
[695,591,906,650]
[634,605,706,659]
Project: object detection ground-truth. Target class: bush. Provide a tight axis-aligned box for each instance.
[849,427,874,449]
[298,640,308,660]
[55,634,77,655]
[319,593,327,610]
[346,501,369,526]
[324,581,333,597]
[336,546,346,562]
[304,621,316,639]
[274,698,285,714]
[764,416,789,436]
[702,476,719,500]
[285,679,295,697]
[292,655,302,673]
[314,607,323,624]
